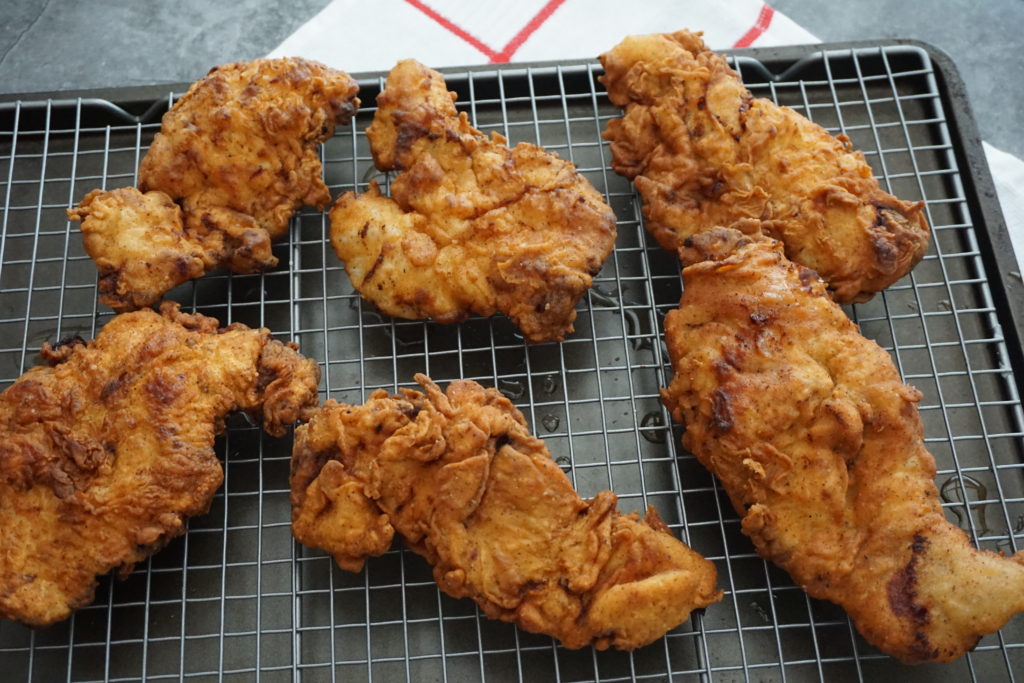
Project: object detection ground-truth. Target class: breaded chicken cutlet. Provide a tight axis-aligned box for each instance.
[291,374,721,650]
[329,60,616,343]
[660,227,1024,663]
[600,30,929,303]
[0,302,320,626]
[68,58,360,311]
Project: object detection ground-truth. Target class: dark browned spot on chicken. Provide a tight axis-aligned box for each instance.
[100,373,128,402]
[868,200,912,269]
[516,579,547,598]
[255,363,279,398]
[886,533,938,660]
[888,534,928,620]
[51,429,106,475]
[797,266,820,291]
[291,446,338,491]
[41,336,86,366]
[909,631,940,663]
[871,199,898,227]
[749,311,772,326]
[96,271,120,298]
[334,98,358,124]
[145,373,184,405]
[362,247,387,285]
[712,358,737,381]
[393,119,430,162]
[870,229,902,270]
[359,221,370,240]
[399,403,423,422]
[710,389,733,432]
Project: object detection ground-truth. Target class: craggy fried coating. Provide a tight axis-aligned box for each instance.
[67,187,206,311]
[329,60,616,343]
[0,302,321,626]
[69,58,359,311]
[661,228,1024,663]
[291,374,720,650]
[600,31,929,303]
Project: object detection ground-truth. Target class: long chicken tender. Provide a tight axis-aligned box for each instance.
[661,228,1024,663]
[291,374,720,650]
[0,302,321,626]
[329,60,616,343]
[69,58,359,312]
[600,30,929,303]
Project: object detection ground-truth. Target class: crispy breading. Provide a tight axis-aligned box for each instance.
[661,228,1024,663]
[291,374,721,650]
[68,57,359,311]
[67,187,206,311]
[0,302,321,626]
[600,30,929,303]
[329,60,616,342]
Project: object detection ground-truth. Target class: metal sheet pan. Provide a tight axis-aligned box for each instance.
[1,41,1021,681]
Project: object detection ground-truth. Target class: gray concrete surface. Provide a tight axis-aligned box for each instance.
[0,0,333,90]
[773,0,1024,159]
[0,0,1020,160]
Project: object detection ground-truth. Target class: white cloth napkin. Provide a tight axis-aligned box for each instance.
[269,0,816,69]
[270,0,1023,275]
[984,142,1024,275]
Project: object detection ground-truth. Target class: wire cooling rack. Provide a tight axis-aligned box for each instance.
[1,43,1023,682]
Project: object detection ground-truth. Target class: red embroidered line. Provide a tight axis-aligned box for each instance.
[403,0,498,61]
[491,0,567,63]
[733,3,775,48]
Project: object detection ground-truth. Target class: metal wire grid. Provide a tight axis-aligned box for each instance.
[0,44,1021,681]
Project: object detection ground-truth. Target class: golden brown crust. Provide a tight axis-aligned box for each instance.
[329,60,616,343]
[0,302,321,626]
[600,30,930,302]
[67,187,206,311]
[291,374,721,650]
[661,228,1024,663]
[69,58,359,311]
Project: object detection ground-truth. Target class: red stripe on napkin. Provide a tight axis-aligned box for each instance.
[403,0,499,60]
[492,0,567,63]
[734,3,775,48]
[403,0,566,64]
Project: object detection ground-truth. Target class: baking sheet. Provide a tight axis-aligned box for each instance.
[0,43,1022,681]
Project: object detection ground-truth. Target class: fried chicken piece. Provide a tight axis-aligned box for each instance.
[67,188,206,311]
[0,302,321,626]
[600,31,929,303]
[660,227,1024,663]
[68,57,359,312]
[291,374,721,650]
[329,60,616,342]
